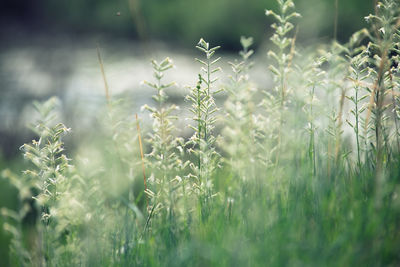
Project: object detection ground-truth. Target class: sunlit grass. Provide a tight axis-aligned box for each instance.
[1,0,400,266]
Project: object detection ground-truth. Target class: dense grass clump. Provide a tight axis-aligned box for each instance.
[2,0,400,266]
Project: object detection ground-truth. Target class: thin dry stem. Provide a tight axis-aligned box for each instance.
[96,44,111,103]
[136,113,148,210]
[388,68,400,153]
[335,87,346,163]
[365,50,387,133]
[334,0,339,40]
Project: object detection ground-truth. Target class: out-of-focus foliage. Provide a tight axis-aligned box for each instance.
[2,0,372,48]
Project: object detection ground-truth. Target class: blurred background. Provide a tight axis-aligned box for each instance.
[0,0,373,162]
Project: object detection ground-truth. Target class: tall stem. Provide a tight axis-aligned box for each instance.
[309,85,316,177]
[334,0,339,40]
[355,83,362,172]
